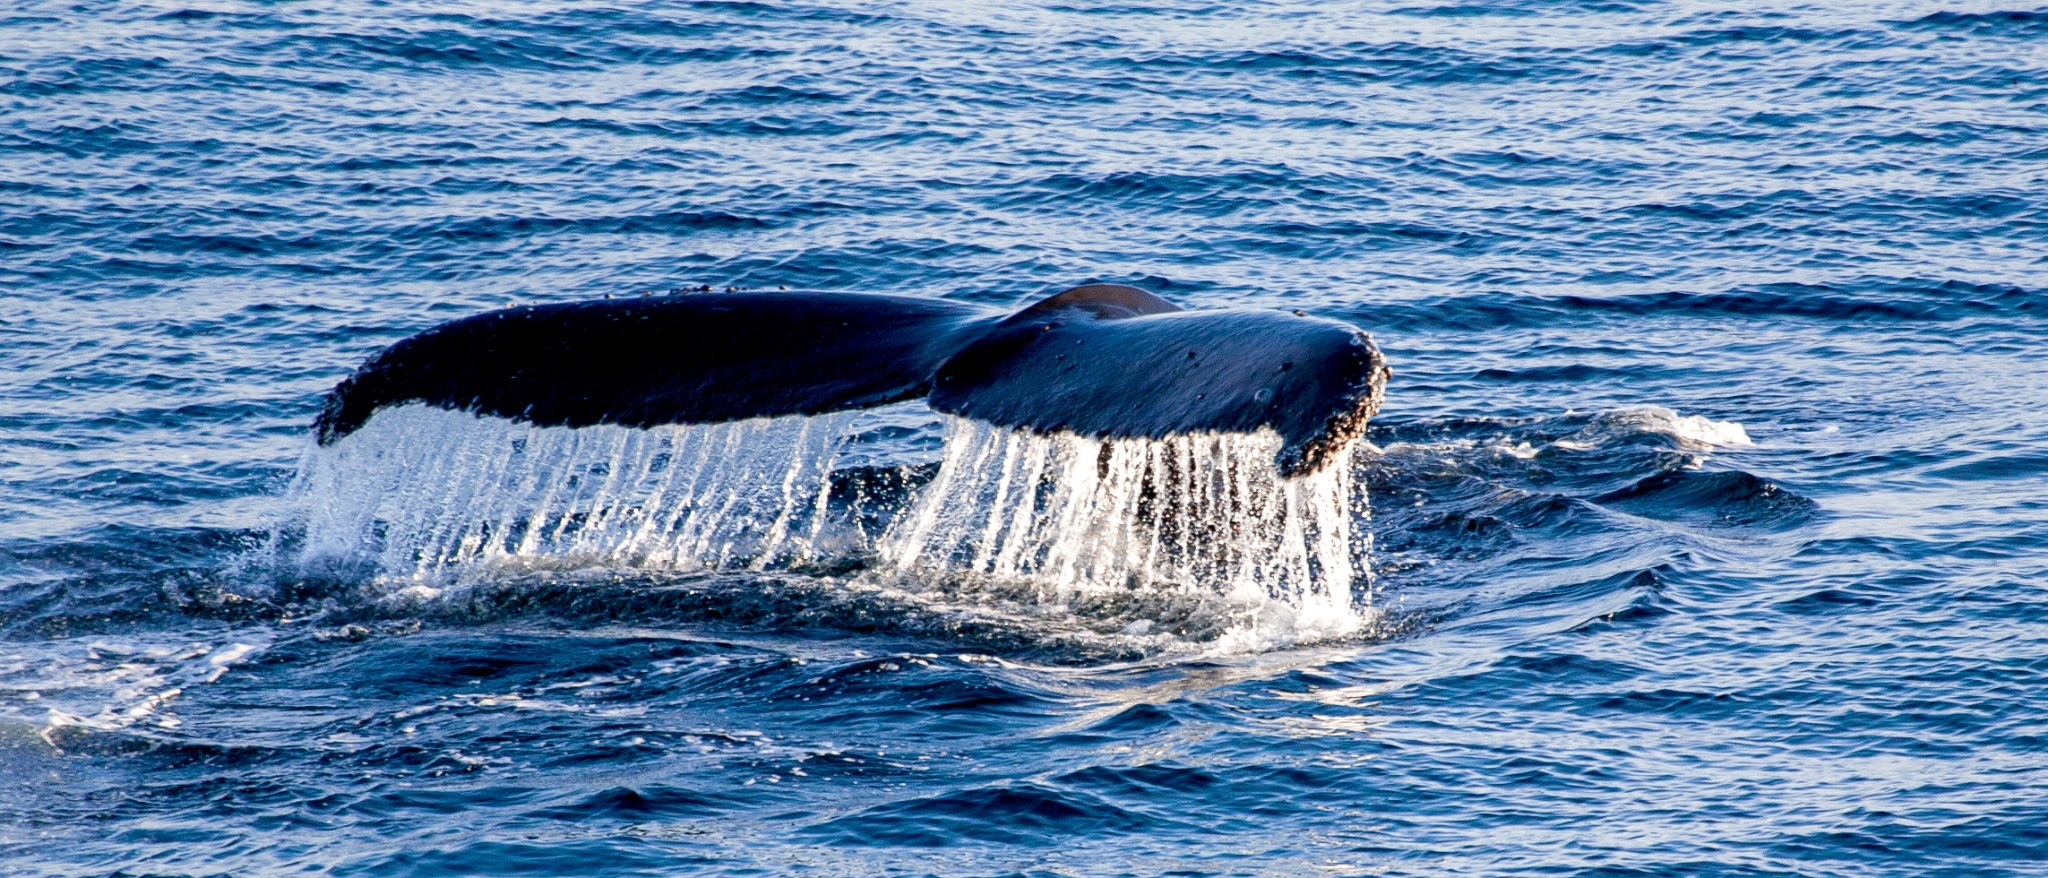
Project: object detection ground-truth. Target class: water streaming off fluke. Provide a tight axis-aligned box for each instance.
[282,405,859,581]
[883,418,1371,642]
[274,406,1376,644]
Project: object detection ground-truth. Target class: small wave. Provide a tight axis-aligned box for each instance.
[1624,24,1878,51]
[0,56,175,98]
[531,785,735,821]
[1473,363,1656,383]
[1923,450,2048,483]
[1570,406,1752,451]
[1595,469,1814,530]
[804,783,1159,846]
[1897,9,2048,38]
[1378,406,1751,457]
[535,114,854,140]
[1234,217,1496,260]
[1391,0,1650,16]
[383,209,774,247]
[1275,42,1565,85]
[990,166,1301,218]
[1563,281,2042,323]
[245,28,759,75]
[1369,406,1785,613]
[686,83,850,111]
[2,121,165,160]
[1350,278,2046,334]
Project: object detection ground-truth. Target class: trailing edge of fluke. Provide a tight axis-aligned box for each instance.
[313,284,1392,477]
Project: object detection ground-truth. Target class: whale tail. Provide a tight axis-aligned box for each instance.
[314,285,1389,476]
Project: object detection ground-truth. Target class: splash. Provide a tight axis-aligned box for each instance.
[273,406,1376,648]
[881,418,1371,645]
[1629,407,1754,449]
[280,405,858,582]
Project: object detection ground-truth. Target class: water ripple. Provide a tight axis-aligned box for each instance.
[4,0,2046,875]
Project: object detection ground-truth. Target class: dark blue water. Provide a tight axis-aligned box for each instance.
[5,1,2046,874]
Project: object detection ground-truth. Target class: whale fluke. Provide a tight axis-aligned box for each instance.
[314,285,1389,476]
[931,307,1389,478]
[1003,282,1182,321]
[314,292,993,446]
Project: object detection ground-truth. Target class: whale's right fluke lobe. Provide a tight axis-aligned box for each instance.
[314,284,1390,476]
[930,301,1390,477]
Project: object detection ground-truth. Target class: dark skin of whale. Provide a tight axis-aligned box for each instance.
[931,306,1390,478]
[315,284,1390,477]
[315,292,996,445]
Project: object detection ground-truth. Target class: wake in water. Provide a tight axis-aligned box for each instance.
[271,405,1377,650]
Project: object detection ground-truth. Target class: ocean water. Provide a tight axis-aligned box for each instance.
[3,0,2045,874]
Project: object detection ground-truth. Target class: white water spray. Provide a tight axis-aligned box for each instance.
[283,405,855,581]
[276,406,1376,645]
[881,418,1370,640]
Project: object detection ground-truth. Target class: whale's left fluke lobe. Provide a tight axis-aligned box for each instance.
[315,285,1390,476]
[314,292,994,445]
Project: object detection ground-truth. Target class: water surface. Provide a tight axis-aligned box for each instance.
[3,1,2045,875]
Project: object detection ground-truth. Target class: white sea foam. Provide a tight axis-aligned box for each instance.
[1595,405,1753,449]
[0,634,273,748]
[1540,406,1751,453]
